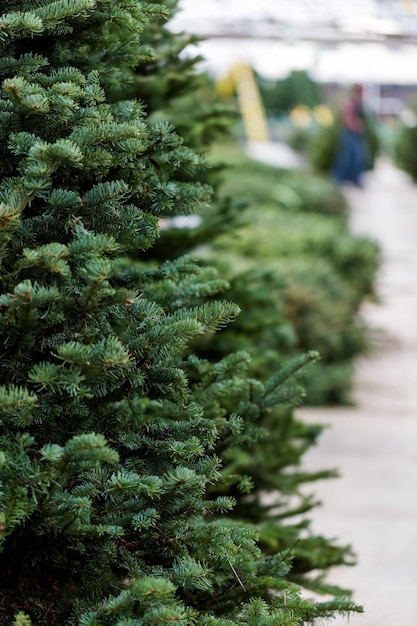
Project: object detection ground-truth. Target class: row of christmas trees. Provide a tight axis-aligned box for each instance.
[0,2,366,624]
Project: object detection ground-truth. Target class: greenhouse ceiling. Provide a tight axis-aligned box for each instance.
[171,0,417,84]
[173,0,417,42]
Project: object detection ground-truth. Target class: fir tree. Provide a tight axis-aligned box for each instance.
[0,2,362,624]
[110,1,367,587]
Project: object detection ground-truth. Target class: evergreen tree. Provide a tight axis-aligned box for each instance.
[255,70,323,118]
[0,2,362,624]
[108,0,362,582]
[394,111,417,180]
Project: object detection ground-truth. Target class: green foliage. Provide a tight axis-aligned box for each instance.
[255,70,323,117]
[394,118,417,180]
[308,120,340,174]
[109,2,236,150]
[0,2,364,625]
[209,142,348,216]
[188,144,379,404]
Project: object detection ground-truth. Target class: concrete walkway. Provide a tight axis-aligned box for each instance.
[299,159,417,624]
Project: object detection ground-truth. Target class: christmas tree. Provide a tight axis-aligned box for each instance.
[108,1,362,586]
[0,2,361,624]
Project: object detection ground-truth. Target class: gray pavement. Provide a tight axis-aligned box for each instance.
[299,159,417,624]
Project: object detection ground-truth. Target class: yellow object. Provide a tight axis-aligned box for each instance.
[216,73,235,98]
[313,104,334,126]
[230,62,270,143]
[289,105,312,128]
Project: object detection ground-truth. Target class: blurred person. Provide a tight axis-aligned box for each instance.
[332,84,368,188]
